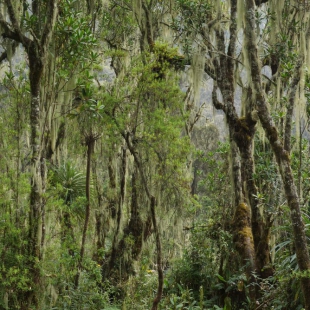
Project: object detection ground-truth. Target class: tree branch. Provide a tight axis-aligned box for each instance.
[0,19,21,42]
[0,6,31,47]
[212,83,225,111]
[204,62,217,80]
[227,0,237,65]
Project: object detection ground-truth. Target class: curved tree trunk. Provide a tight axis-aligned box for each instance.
[209,1,273,300]
[244,1,310,308]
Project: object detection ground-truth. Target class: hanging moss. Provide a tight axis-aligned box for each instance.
[132,0,142,23]
[269,0,284,46]
[237,0,245,33]
[13,0,22,23]
[190,49,205,103]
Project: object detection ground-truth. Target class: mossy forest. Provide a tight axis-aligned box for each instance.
[2,0,310,309]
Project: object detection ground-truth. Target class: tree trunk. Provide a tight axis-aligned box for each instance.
[244,1,310,308]
[233,203,257,306]
[151,196,163,310]
[75,136,94,288]
[25,41,46,308]
[210,0,273,290]
[237,115,273,279]
[229,136,258,306]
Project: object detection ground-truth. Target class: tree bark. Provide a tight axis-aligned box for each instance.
[233,203,257,305]
[150,196,163,310]
[284,60,303,153]
[244,1,310,308]
[75,136,94,288]
[209,0,273,288]
[237,112,274,279]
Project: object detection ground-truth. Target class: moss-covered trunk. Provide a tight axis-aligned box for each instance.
[209,1,273,299]
[228,135,257,306]
[233,203,257,305]
[23,40,45,309]
[244,1,310,308]
[237,116,273,279]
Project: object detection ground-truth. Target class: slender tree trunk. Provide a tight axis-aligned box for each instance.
[25,41,46,308]
[92,160,108,263]
[284,60,302,154]
[75,137,94,288]
[244,1,310,308]
[150,196,163,310]
[229,137,243,208]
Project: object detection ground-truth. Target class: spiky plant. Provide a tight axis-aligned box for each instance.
[52,161,86,205]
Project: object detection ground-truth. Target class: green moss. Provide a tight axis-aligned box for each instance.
[238,227,254,242]
[234,203,250,222]
[238,202,249,211]
[234,203,255,252]
[282,149,290,161]
[152,42,185,74]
